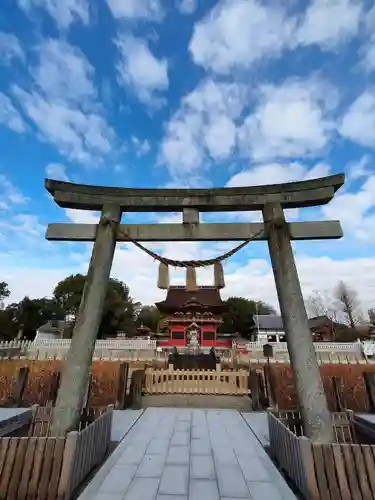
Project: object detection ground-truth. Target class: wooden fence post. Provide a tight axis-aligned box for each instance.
[57,430,78,500]
[332,376,346,412]
[47,372,61,406]
[7,366,29,407]
[257,371,269,408]
[299,436,320,499]
[264,364,277,409]
[116,362,129,409]
[129,370,144,409]
[249,369,260,411]
[82,373,92,411]
[363,372,375,412]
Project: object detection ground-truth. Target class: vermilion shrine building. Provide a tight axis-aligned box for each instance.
[154,286,233,348]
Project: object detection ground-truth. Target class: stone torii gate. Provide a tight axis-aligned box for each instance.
[46,174,344,442]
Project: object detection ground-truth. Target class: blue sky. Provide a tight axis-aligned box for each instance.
[0,0,374,317]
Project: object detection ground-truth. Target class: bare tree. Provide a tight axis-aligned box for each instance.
[333,281,359,329]
[369,309,375,325]
[305,290,337,321]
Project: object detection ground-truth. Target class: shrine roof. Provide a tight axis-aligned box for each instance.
[155,286,228,313]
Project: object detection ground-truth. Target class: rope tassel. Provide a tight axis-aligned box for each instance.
[186,266,197,292]
[157,262,169,289]
[214,261,225,289]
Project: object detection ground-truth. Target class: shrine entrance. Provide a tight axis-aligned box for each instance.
[45,174,345,444]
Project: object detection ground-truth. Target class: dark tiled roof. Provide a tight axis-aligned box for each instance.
[256,315,284,330]
[156,286,227,312]
[308,315,331,328]
[256,314,348,332]
[308,316,348,329]
[38,320,67,333]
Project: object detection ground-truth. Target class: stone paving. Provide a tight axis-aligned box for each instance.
[78,407,296,500]
[241,413,269,447]
[0,407,30,419]
[111,410,143,442]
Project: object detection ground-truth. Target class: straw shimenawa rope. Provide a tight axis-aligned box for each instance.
[111,219,274,268]
[102,216,275,290]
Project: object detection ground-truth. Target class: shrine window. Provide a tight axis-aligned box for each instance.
[171,331,184,340]
[202,331,215,341]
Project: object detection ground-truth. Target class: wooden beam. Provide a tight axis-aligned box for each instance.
[45,174,345,211]
[46,220,343,242]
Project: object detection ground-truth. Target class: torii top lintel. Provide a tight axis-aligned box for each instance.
[45,174,344,212]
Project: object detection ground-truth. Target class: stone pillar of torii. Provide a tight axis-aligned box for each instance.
[45,174,345,443]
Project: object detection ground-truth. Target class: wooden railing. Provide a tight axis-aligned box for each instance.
[0,406,113,499]
[68,406,113,496]
[268,411,307,496]
[144,367,248,395]
[268,410,375,500]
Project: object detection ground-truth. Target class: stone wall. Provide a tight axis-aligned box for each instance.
[0,359,127,407]
[267,363,375,412]
[1,358,374,412]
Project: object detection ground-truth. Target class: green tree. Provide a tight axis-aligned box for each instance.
[0,281,10,301]
[219,297,276,338]
[136,305,161,332]
[2,296,63,340]
[53,274,139,338]
[53,274,86,316]
[0,309,18,340]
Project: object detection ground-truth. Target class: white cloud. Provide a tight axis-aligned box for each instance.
[45,163,70,181]
[347,155,374,180]
[33,39,95,103]
[296,0,362,49]
[189,0,295,74]
[0,214,45,249]
[322,175,375,242]
[225,255,375,314]
[131,136,151,157]
[18,0,89,28]
[177,0,197,15]
[361,38,375,73]
[0,92,27,133]
[0,32,24,64]
[116,35,169,105]
[159,79,247,177]
[106,0,164,21]
[13,39,115,165]
[2,247,375,317]
[226,162,331,187]
[360,6,375,73]
[238,78,336,161]
[0,175,28,210]
[189,0,364,75]
[0,265,73,303]
[65,209,100,224]
[340,90,375,147]
[14,86,113,164]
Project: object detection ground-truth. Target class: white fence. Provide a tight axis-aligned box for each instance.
[235,341,363,353]
[0,338,157,360]
[0,338,365,361]
[31,338,157,350]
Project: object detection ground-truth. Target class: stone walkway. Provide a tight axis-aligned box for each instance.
[78,408,296,500]
[242,413,269,447]
[111,410,143,442]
